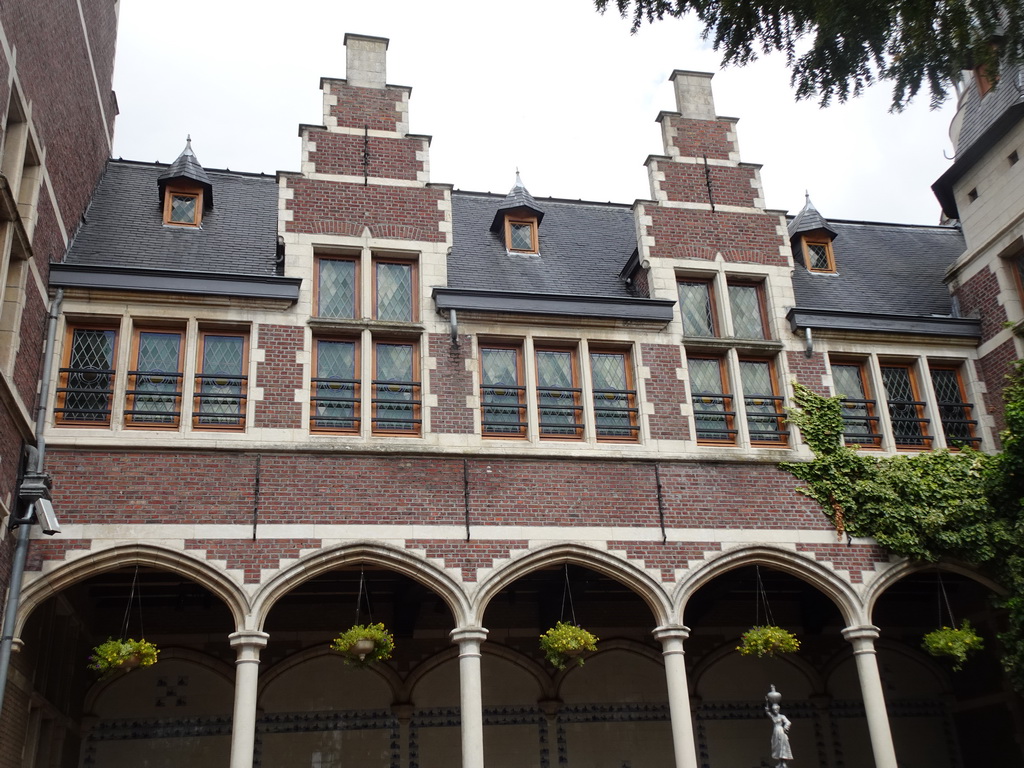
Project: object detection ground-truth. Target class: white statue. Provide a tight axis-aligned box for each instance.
[765,684,793,767]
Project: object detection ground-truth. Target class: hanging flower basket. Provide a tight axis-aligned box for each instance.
[330,622,395,666]
[736,626,800,658]
[922,620,984,671]
[88,638,159,677]
[539,621,599,670]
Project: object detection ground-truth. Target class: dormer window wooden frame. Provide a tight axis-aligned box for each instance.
[163,184,203,227]
[802,236,836,273]
[505,216,538,253]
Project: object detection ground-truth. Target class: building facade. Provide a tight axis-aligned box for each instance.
[2,33,1023,768]
[0,0,119,758]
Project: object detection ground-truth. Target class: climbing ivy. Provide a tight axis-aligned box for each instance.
[779,362,1024,692]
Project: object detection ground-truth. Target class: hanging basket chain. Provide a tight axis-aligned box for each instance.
[561,564,579,626]
[755,565,777,627]
[120,565,144,641]
[355,568,374,626]
[938,571,957,627]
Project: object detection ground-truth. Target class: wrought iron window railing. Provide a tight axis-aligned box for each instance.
[125,370,184,425]
[55,365,116,423]
[310,376,360,431]
[194,372,247,428]
[691,391,737,442]
[743,393,789,443]
[481,383,528,436]
[839,397,882,446]
[371,378,420,433]
[537,385,583,437]
[593,387,639,438]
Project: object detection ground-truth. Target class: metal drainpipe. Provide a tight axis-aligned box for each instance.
[0,288,63,713]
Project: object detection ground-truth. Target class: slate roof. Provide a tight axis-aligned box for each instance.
[449,190,638,299]
[65,159,279,277]
[790,218,965,317]
[788,195,836,238]
[158,137,214,206]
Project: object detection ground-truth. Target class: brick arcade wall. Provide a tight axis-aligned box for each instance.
[428,333,475,434]
[640,343,690,441]
[255,324,304,429]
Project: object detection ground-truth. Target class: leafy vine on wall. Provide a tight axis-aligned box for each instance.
[779,362,1024,692]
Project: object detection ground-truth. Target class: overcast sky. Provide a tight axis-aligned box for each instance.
[112,0,959,225]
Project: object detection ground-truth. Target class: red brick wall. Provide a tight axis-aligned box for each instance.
[659,162,759,208]
[324,80,409,132]
[795,542,891,584]
[977,338,1019,437]
[608,540,724,581]
[786,350,829,394]
[406,539,529,581]
[185,538,321,583]
[429,333,475,434]
[659,463,828,530]
[954,266,1008,343]
[649,208,785,266]
[24,538,92,571]
[640,343,691,440]
[663,116,733,160]
[307,129,424,181]
[284,176,445,242]
[254,324,304,429]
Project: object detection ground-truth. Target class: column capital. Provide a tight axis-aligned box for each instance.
[450,626,488,645]
[230,630,270,651]
[652,625,692,643]
[842,624,881,645]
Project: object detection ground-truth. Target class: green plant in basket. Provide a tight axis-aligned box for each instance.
[736,626,800,658]
[539,621,599,670]
[88,637,159,676]
[330,622,395,666]
[922,620,984,671]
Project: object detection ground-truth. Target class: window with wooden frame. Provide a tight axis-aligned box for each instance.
[738,358,788,445]
[535,346,583,439]
[480,344,527,437]
[590,349,639,441]
[55,325,118,425]
[688,357,735,443]
[727,281,768,339]
[372,340,420,435]
[929,365,980,448]
[316,253,359,319]
[505,216,538,253]
[311,338,360,433]
[677,278,718,337]
[125,328,184,428]
[373,256,416,322]
[880,363,931,449]
[802,237,836,273]
[194,331,248,429]
[829,359,881,447]
[163,184,203,227]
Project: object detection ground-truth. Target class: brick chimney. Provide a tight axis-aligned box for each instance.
[670,70,716,120]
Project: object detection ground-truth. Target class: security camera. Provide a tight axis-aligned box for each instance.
[34,499,61,536]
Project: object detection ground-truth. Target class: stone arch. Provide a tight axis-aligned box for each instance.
[259,643,404,700]
[15,542,248,636]
[689,636,826,696]
[472,543,673,627]
[403,642,556,704]
[251,540,471,630]
[862,559,1007,621]
[675,544,864,626]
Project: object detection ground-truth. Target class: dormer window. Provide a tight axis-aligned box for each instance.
[803,237,835,273]
[506,217,538,253]
[164,185,203,227]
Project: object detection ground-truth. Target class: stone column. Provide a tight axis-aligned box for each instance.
[228,630,269,768]
[451,627,488,768]
[653,626,699,768]
[842,625,898,768]
[392,703,414,767]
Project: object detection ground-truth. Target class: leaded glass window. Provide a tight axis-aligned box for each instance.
[590,351,637,440]
[678,280,716,337]
[318,257,357,319]
[196,334,246,428]
[728,283,766,339]
[930,367,979,447]
[59,328,116,423]
[739,360,785,443]
[689,357,733,442]
[127,331,182,425]
[830,362,879,446]
[805,240,835,271]
[536,349,581,438]
[373,342,418,433]
[375,261,413,322]
[481,347,525,436]
[168,193,198,225]
[508,221,535,252]
[881,365,929,448]
[312,340,359,431]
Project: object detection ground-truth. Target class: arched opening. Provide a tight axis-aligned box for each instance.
[870,569,1024,767]
[16,565,236,768]
[477,562,670,768]
[258,566,456,766]
[684,564,847,767]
